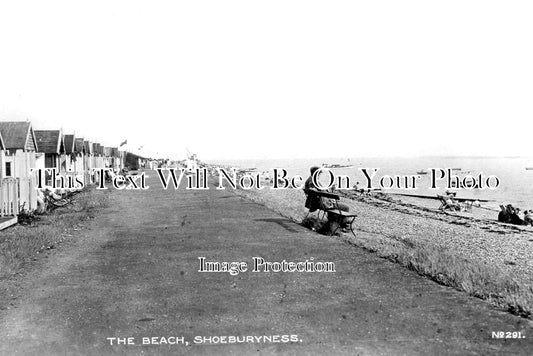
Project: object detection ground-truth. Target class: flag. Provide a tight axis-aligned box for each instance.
[119,139,127,147]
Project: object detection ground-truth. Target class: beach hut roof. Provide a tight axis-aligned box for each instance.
[127,151,147,160]
[74,138,85,153]
[93,143,105,156]
[0,130,5,151]
[34,130,64,154]
[0,121,38,151]
[63,134,75,154]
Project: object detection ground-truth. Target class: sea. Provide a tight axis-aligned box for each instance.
[205,157,533,211]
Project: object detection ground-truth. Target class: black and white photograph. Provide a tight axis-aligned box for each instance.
[0,1,532,355]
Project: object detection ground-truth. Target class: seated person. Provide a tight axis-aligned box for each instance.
[352,181,370,195]
[524,210,533,226]
[510,207,525,225]
[441,191,461,211]
[498,205,511,223]
[304,166,351,231]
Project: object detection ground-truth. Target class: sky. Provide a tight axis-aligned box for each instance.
[0,1,532,160]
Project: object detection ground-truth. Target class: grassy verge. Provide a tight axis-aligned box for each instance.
[232,186,533,319]
[344,233,533,319]
[0,187,109,281]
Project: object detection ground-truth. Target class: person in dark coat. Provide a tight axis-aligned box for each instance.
[303,166,351,231]
[498,205,511,223]
[303,166,324,212]
[510,207,526,225]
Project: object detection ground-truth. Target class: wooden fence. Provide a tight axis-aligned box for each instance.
[18,177,37,212]
[1,157,118,218]
[0,178,19,217]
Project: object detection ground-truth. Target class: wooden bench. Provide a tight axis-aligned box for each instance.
[305,190,357,237]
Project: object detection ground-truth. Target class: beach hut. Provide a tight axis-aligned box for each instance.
[0,129,5,180]
[0,121,39,214]
[34,130,65,172]
[0,129,15,229]
[63,133,76,172]
[34,129,66,187]
[103,147,112,169]
[87,142,105,185]
[102,146,120,172]
[96,144,105,169]
[116,147,126,172]
[124,151,147,171]
[110,147,122,172]
[92,143,100,170]
[0,121,38,176]
[73,138,86,184]
[83,140,93,184]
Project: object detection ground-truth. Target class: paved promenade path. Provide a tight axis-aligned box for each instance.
[0,172,531,355]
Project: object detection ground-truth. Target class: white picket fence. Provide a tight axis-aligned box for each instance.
[0,169,104,217]
[0,178,19,217]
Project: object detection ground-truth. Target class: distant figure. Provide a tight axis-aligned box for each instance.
[498,205,511,223]
[507,205,526,225]
[443,191,461,211]
[352,181,370,196]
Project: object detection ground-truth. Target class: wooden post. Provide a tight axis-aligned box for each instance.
[6,180,11,215]
[13,179,19,216]
[0,181,4,217]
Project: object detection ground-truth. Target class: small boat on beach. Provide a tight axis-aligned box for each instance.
[236,167,259,174]
[322,163,353,169]
[389,192,492,203]
[449,180,479,189]
[416,170,428,175]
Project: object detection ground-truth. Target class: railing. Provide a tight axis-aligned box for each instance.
[0,178,19,217]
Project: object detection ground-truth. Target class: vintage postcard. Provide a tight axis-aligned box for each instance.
[0,1,532,355]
